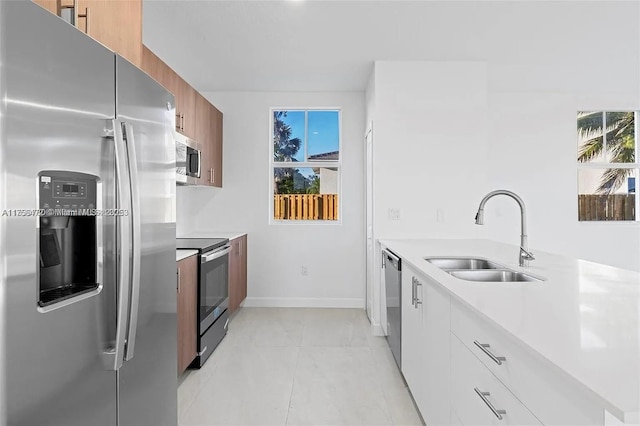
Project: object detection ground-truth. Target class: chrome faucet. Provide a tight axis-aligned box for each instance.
[475,190,535,267]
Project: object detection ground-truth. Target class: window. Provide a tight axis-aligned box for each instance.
[577,111,638,221]
[271,109,341,222]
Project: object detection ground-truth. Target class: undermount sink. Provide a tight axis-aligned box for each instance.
[448,270,543,282]
[424,256,545,283]
[424,257,503,270]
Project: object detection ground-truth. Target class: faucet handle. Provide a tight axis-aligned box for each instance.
[519,247,535,266]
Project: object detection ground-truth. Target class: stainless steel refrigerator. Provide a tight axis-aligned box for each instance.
[0,2,177,425]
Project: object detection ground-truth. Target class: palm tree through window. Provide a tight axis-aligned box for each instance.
[271,109,341,222]
[577,111,638,221]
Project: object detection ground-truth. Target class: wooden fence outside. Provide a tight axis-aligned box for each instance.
[274,194,339,221]
[578,194,635,221]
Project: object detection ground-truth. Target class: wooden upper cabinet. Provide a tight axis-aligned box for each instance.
[33,0,58,14]
[195,93,223,187]
[80,0,142,67]
[175,77,197,140]
[33,0,142,67]
[211,105,223,188]
[195,92,212,186]
[141,46,198,141]
[141,46,177,93]
[141,46,179,132]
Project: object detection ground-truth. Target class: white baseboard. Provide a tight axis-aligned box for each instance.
[242,297,364,309]
[370,321,385,336]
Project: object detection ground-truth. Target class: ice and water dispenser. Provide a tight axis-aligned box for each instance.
[38,171,99,308]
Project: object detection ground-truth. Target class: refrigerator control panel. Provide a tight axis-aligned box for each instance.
[52,181,86,199]
[38,171,98,211]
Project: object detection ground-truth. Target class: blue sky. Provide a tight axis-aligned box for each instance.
[277,110,339,162]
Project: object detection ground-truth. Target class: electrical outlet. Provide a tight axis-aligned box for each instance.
[388,208,401,221]
[301,265,309,276]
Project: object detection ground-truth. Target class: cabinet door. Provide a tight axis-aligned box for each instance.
[33,0,58,14]
[176,77,196,139]
[195,94,223,187]
[195,93,213,186]
[177,256,198,374]
[141,46,177,94]
[401,267,426,410]
[79,0,142,66]
[401,265,451,426]
[32,0,142,67]
[227,238,241,314]
[420,274,451,426]
[210,104,223,187]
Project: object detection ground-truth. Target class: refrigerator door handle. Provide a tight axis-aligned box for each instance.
[122,122,141,361]
[106,119,132,371]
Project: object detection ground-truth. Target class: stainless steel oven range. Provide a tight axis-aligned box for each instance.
[176,238,231,367]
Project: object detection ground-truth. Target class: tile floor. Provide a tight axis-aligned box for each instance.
[178,308,423,426]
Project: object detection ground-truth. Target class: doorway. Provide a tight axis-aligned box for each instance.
[365,124,373,321]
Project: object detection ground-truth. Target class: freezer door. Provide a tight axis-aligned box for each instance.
[115,56,177,426]
[2,3,118,426]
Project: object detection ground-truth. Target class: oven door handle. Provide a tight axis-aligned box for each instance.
[201,245,232,264]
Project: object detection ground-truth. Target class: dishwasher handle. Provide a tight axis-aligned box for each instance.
[383,249,401,271]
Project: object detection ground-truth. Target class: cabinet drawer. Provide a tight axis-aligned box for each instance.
[451,333,542,426]
[451,300,604,425]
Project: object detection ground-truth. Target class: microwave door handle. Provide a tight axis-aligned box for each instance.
[196,149,201,178]
[105,119,132,371]
[201,246,232,263]
[122,122,141,362]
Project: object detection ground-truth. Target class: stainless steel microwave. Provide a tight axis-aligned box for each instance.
[176,133,200,185]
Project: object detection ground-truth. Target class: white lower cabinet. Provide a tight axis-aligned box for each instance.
[401,264,450,426]
[451,334,542,425]
[450,300,605,426]
[398,260,612,426]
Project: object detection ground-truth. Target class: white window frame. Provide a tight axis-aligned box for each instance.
[269,107,343,225]
[577,110,640,223]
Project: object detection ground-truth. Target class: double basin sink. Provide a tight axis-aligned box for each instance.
[424,257,544,282]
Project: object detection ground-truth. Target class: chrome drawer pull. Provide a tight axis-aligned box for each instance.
[414,280,422,307]
[474,387,506,420]
[411,277,416,306]
[474,340,506,365]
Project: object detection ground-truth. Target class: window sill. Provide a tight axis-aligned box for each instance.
[577,221,639,226]
[269,219,343,226]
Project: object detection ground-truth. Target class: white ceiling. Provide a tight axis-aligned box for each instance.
[141,0,627,93]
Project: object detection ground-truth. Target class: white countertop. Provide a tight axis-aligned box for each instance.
[176,249,198,262]
[178,231,247,241]
[379,238,640,423]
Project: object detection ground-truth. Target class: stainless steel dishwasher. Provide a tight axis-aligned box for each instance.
[383,249,402,369]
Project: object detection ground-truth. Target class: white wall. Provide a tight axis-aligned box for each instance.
[481,0,640,271]
[486,93,639,271]
[177,92,365,307]
[366,1,640,272]
[367,61,490,334]
[366,1,640,332]
[372,61,490,241]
